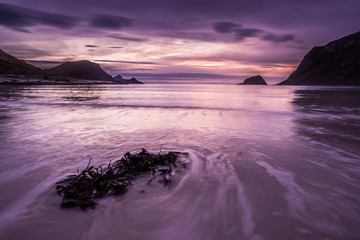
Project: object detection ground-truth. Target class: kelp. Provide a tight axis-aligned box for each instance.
[56,148,185,210]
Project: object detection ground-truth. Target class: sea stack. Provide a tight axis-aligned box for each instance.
[237,75,267,85]
[278,31,360,85]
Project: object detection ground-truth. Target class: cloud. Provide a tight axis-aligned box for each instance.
[102,67,156,73]
[162,51,302,66]
[90,14,133,29]
[130,68,155,71]
[108,34,148,42]
[25,60,63,64]
[24,59,65,69]
[213,21,263,41]
[261,34,295,43]
[94,60,158,65]
[2,45,52,58]
[213,22,242,33]
[123,72,242,79]
[235,28,263,40]
[109,46,123,49]
[118,72,247,84]
[0,3,78,32]
[158,31,219,42]
[213,21,297,43]
[85,44,99,48]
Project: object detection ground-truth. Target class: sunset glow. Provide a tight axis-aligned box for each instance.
[1,0,359,84]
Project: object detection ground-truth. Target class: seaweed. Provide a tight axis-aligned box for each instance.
[55,149,185,210]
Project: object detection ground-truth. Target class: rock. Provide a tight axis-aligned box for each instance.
[114,74,144,84]
[46,60,117,82]
[278,31,360,85]
[237,75,267,85]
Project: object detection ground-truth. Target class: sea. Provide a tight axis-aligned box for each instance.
[0,84,359,240]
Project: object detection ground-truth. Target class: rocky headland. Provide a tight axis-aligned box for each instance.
[279,31,360,85]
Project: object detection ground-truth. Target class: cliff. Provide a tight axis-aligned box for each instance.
[279,31,360,85]
[0,48,49,79]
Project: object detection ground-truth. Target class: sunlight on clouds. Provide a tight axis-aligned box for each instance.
[4,27,300,82]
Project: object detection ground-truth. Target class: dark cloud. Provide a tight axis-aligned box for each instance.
[130,68,155,71]
[108,34,148,42]
[213,21,263,41]
[25,60,63,64]
[262,34,295,43]
[103,67,155,73]
[235,28,263,41]
[213,21,297,43]
[109,46,123,49]
[0,2,78,32]
[85,44,99,48]
[213,22,241,33]
[94,60,158,65]
[90,14,133,29]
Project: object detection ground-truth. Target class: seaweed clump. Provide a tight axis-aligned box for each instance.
[56,148,183,210]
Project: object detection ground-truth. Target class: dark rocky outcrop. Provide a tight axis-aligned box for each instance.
[46,60,116,82]
[279,31,360,85]
[114,74,144,84]
[0,48,49,79]
[237,75,267,85]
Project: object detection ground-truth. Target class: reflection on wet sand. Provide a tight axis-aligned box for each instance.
[292,88,360,154]
[0,84,360,240]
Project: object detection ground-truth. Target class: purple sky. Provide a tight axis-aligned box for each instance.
[0,0,359,84]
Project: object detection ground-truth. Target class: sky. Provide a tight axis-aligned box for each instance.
[0,0,359,84]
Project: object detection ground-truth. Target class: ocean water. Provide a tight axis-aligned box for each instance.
[0,84,359,240]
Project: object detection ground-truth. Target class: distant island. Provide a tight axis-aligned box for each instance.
[0,49,142,85]
[114,75,144,84]
[237,75,267,85]
[279,31,360,85]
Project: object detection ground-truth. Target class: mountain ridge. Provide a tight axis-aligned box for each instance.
[0,49,141,84]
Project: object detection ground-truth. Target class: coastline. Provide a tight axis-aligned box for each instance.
[0,76,125,85]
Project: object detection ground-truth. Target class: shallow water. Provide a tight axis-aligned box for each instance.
[0,84,359,240]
